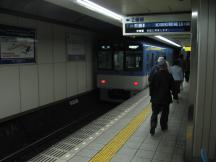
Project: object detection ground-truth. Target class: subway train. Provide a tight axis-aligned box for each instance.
[96,41,174,102]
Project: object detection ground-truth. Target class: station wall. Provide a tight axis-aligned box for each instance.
[191,0,216,160]
[0,13,95,120]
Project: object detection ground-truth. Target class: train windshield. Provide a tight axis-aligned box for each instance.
[114,51,124,71]
[125,55,142,70]
[97,51,112,70]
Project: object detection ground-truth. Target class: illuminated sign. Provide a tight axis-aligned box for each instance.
[129,45,139,49]
[183,46,191,52]
[125,21,191,33]
[123,14,191,36]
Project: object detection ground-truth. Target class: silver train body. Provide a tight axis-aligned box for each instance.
[96,41,174,102]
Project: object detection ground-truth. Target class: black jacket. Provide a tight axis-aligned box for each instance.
[149,68,176,105]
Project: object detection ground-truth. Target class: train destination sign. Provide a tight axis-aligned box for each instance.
[125,21,191,33]
[123,14,191,36]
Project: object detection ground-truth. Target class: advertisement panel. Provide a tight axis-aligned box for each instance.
[0,24,36,64]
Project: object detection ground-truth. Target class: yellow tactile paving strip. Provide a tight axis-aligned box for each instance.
[89,104,151,162]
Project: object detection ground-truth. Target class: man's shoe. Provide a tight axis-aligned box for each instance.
[161,126,168,131]
[150,128,155,136]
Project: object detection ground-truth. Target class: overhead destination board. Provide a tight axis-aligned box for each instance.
[123,14,191,36]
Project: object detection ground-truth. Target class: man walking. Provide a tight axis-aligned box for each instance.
[170,60,184,102]
[148,60,177,136]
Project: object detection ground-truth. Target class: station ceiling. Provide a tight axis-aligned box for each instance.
[46,0,191,47]
[0,0,191,47]
[0,0,122,35]
[88,0,191,15]
[90,0,192,47]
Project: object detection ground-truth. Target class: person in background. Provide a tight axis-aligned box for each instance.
[170,60,184,102]
[184,53,190,82]
[158,56,170,72]
[148,56,169,82]
[148,59,177,136]
[178,54,186,72]
[178,54,186,88]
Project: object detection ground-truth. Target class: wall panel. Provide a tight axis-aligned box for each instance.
[54,63,67,101]
[193,0,208,156]
[66,62,78,97]
[20,65,39,112]
[86,41,93,91]
[208,0,216,157]
[53,25,66,63]
[38,64,54,106]
[0,66,20,118]
[78,61,87,93]
[37,22,53,64]
[193,0,216,160]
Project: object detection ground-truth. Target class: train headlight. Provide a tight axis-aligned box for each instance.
[133,81,139,86]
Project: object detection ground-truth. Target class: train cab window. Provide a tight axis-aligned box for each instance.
[97,51,112,70]
[125,55,143,70]
[114,51,124,71]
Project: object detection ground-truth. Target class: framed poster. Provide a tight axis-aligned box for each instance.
[66,33,85,61]
[0,24,36,64]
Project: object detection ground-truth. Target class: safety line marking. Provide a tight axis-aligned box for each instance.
[89,104,151,162]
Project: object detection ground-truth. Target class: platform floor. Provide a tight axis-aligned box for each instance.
[29,87,188,162]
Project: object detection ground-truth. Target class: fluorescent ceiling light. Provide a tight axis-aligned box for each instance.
[154,35,181,47]
[192,11,198,17]
[144,44,166,49]
[76,0,123,21]
[129,45,139,49]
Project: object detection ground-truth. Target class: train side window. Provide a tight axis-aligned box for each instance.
[114,51,124,71]
[97,51,112,70]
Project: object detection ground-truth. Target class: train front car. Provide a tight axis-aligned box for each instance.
[97,42,146,102]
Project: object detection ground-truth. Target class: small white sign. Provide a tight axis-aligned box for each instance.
[66,33,85,56]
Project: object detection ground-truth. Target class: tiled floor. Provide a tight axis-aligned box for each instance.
[67,87,188,162]
[122,91,187,162]
[27,84,188,162]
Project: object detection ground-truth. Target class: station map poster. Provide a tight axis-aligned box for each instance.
[66,33,85,61]
[0,24,36,64]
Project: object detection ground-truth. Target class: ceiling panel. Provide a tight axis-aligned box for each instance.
[167,34,191,47]
[90,0,191,15]
[0,0,122,34]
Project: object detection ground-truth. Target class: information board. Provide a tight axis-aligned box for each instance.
[66,33,85,61]
[123,14,191,36]
[0,24,36,64]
